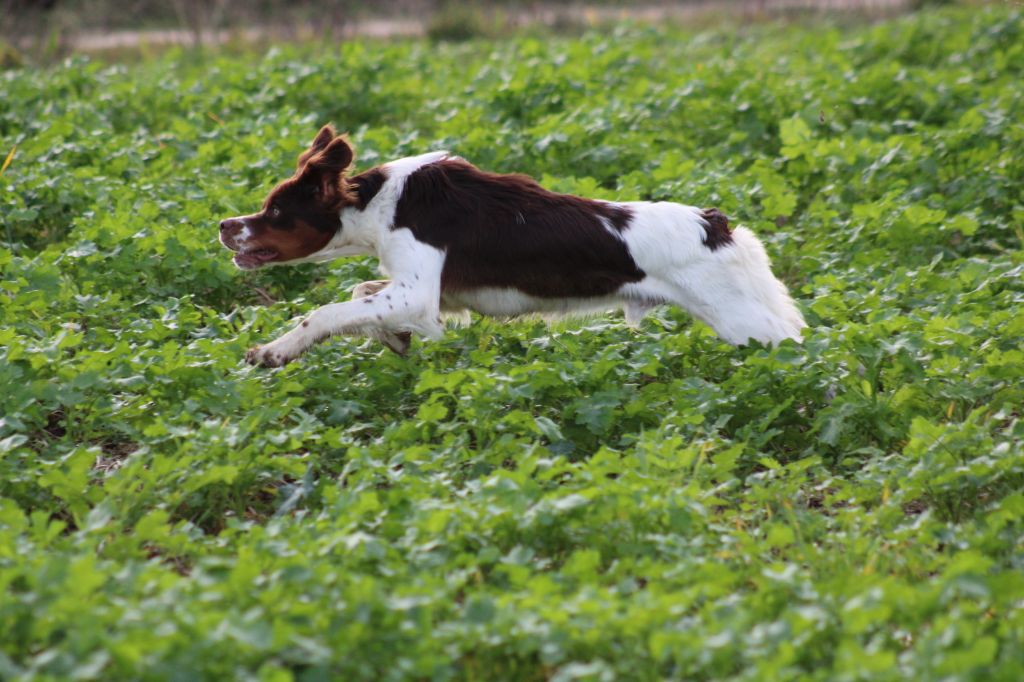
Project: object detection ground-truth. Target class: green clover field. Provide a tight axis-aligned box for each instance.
[1,4,1022,680]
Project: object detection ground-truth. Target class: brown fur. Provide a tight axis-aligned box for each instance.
[393,159,645,299]
[700,208,733,251]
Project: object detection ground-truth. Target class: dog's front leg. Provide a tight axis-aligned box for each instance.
[245,285,442,367]
[351,280,413,356]
[246,231,445,367]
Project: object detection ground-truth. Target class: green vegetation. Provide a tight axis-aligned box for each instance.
[1,6,1023,680]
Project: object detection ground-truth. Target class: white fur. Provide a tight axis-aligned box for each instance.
[442,288,620,319]
[235,225,254,245]
[247,151,804,365]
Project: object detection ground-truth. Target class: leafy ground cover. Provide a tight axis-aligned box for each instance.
[1,6,1023,680]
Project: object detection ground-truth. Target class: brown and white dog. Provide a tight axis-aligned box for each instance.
[220,125,805,367]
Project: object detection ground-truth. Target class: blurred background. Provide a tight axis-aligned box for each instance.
[2,0,944,63]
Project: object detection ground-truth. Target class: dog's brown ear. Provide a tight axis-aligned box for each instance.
[314,135,354,173]
[301,135,355,202]
[296,124,337,170]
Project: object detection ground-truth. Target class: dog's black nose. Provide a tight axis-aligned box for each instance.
[219,220,229,232]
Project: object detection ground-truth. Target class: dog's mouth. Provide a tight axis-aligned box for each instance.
[233,248,279,269]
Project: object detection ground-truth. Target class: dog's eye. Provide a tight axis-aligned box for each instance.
[269,205,281,219]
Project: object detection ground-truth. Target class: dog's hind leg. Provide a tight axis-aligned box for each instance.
[664,227,805,345]
[351,280,413,355]
[622,299,656,327]
[618,204,804,346]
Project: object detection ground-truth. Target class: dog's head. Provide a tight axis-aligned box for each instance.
[219,125,355,269]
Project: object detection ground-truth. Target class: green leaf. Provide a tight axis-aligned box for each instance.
[464,596,496,624]
[780,117,812,158]
[766,523,795,548]
[903,204,947,227]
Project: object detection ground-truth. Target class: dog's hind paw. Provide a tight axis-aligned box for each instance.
[245,345,291,368]
[380,331,412,356]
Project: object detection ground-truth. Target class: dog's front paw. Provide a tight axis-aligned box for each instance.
[245,345,291,368]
